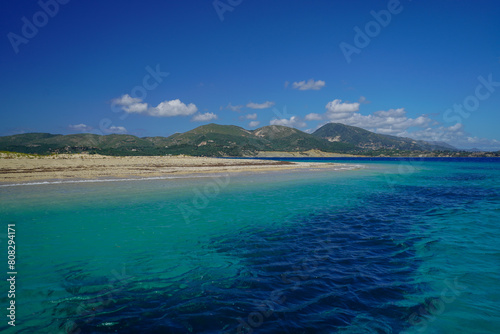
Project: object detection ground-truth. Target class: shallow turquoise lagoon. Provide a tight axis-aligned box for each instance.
[0,158,499,333]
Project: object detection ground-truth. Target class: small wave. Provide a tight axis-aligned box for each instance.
[0,175,217,188]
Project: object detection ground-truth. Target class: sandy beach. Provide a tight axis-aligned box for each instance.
[0,153,356,184]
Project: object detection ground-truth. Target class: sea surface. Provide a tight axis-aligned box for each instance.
[0,158,499,333]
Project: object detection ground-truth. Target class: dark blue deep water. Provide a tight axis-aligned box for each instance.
[0,158,499,333]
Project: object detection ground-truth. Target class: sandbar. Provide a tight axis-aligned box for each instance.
[0,153,358,185]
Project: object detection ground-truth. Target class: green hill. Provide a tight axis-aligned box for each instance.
[0,123,464,156]
[253,125,355,152]
[312,123,456,151]
[158,124,356,155]
[155,124,268,156]
[0,133,160,155]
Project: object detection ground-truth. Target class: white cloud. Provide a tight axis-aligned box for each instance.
[124,102,148,113]
[292,79,326,91]
[305,113,323,121]
[397,123,465,144]
[347,116,499,150]
[247,101,275,109]
[312,98,433,137]
[191,112,218,122]
[148,99,198,117]
[319,103,500,150]
[226,103,243,112]
[112,94,197,117]
[306,97,499,151]
[112,94,148,113]
[358,96,370,104]
[112,94,141,106]
[270,116,307,128]
[311,98,436,138]
[245,113,257,120]
[463,137,500,150]
[449,123,463,132]
[69,124,93,132]
[323,108,432,136]
[249,121,260,127]
[326,99,360,113]
[373,109,406,118]
[395,123,500,150]
[104,126,127,134]
[323,99,361,122]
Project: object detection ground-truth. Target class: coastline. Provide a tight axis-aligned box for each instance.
[0,153,358,186]
[250,150,364,158]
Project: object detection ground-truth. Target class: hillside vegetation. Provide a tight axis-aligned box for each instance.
[1,123,493,157]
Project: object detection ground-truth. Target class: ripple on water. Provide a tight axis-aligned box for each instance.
[24,168,499,333]
[46,198,434,333]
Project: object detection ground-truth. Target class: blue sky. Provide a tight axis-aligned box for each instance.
[1,0,500,150]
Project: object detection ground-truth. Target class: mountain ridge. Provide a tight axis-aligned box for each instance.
[311,123,454,151]
[0,123,492,157]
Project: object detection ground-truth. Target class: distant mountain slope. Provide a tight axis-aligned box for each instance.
[253,125,355,152]
[0,123,462,156]
[151,124,268,156]
[0,133,60,146]
[0,133,160,155]
[312,123,456,151]
[149,124,353,156]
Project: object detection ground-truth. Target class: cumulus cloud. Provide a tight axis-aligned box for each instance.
[463,137,500,150]
[112,94,197,117]
[112,94,141,106]
[69,124,93,132]
[270,116,306,128]
[308,99,431,137]
[304,97,499,150]
[345,115,499,150]
[245,113,257,120]
[305,113,323,121]
[112,94,148,113]
[191,112,218,122]
[358,96,370,104]
[247,101,275,109]
[125,102,148,113]
[249,121,260,127]
[373,109,406,118]
[400,123,464,141]
[326,99,360,113]
[147,99,198,117]
[292,79,326,91]
[323,107,432,136]
[307,98,436,138]
[396,123,498,150]
[321,99,361,121]
[104,126,127,134]
[226,103,243,112]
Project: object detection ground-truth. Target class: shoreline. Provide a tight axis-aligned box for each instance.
[0,154,359,186]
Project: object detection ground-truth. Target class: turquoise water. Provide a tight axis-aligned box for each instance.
[0,158,499,333]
